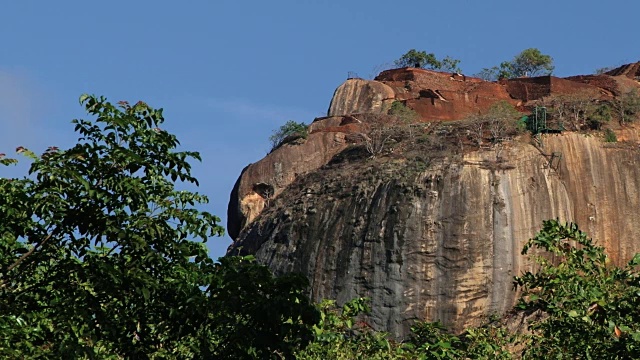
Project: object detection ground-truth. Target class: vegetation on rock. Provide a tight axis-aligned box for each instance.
[388,100,419,124]
[611,89,640,125]
[604,128,618,142]
[269,120,309,151]
[394,49,461,73]
[466,100,524,145]
[5,65,640,358]
[296,220,640,359]
[477,48,554,80]
[356,102,422,157]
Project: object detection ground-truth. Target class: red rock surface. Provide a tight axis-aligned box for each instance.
[375,68,518,121]
[226,62,640,338]
[228,63,640,241]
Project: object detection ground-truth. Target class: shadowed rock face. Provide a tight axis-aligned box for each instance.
[227,120,350,240]
[229,132,640,338]
[227,63,640,337]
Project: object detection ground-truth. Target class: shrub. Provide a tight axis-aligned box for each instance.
[467,101,522,146]
[388,101,419,123]
[612,89,640,125]
[515,220,640,359]
[588,104,612,130]
[356,113,400,157]
[604,128,617,142]
[394,50,461,72]
[270,120,309,150]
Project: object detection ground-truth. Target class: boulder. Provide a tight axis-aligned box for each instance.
[327,78,396,116]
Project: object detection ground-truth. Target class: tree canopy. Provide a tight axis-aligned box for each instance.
[269,120,309,151]
[477,48,554,80]
[394,49,461,72]
[0,95,318,359]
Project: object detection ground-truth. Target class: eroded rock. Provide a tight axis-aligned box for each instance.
[227,120,350,240]
[327,78,396,116]
[226,63,640,338]
[229,132,640,338]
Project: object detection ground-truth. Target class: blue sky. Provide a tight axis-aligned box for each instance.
[1,0,639,259]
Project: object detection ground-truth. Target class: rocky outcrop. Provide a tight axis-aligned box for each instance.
[373,68,519,121]
[605,62,640,80]
[228,131,640,338]
[227,62,640,337]
[327,68,621,124]
[227,117,352,240]
[327,78,396,116]
[229,66,637,241]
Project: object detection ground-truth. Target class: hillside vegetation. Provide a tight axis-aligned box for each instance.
[4,50,640,357]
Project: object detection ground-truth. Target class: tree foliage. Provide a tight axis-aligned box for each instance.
[388,101,419,124]
[296,298,513,359]
[588,103,612,130]
[595,66,615,75]
[611,89,640,125]
[467,101,523,145]
[0,95,318,359]
[394,50,461,73]
[510,48,555,77]
[539,92,611,131]
[477,48,554,80]
[514,220,640,359]
[299,220,640,359]
[7,95,640,359]
[269,120,309,151]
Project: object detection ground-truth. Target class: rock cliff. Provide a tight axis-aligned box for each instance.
[227,64,640,338]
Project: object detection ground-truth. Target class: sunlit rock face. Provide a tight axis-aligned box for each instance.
[227,64,640,338]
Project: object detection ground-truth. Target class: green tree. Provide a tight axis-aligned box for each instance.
[203,256,319,359]
[296,298,513,359]
[475,61,514,81]
[270,120,309,150]
[0,95,318,359]
[588,103,612,130]
[440,56,462,73]
[394,50,461,72]
[388,101,419,123]
[611,89,640,125]
[514,220,640,359]
[477,48,554,80]
[510,48,554,77]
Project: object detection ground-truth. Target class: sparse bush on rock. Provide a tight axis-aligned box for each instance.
[270,120,309,150]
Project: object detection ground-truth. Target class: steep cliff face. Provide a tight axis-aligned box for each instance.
[227,117,351,240]
[229,68,631,240]
[228,132,640,337]
[329,68,620,123]
[227,63,640,338]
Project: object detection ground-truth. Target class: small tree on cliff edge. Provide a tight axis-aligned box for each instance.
[477,48,554,80]
[269,120,309,150]
[394,49,462,72]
